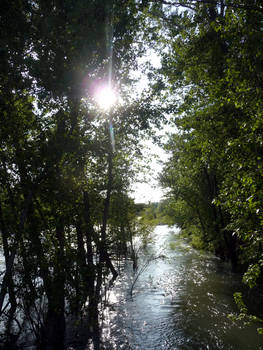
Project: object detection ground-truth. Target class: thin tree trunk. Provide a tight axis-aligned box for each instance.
[75,220,88,314]
[83,191,100,348]
[0,190,32,315]
[38,221,65,350]
[100,147,118,280]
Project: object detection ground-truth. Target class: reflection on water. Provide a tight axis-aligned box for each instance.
[103,226,263,350]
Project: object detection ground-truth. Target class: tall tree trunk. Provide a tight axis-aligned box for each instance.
[75,220,88,314]
[39,222,66,350]
[0,190,32,316]
[100,144,118,280]
[83,191,100,349]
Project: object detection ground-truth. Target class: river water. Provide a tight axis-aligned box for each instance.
[103,225,263,350]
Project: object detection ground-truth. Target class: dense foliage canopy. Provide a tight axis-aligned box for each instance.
[0,1,159,349]
[1,1,263,348]
[155,0,263,329]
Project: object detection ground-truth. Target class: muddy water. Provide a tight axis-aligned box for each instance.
[103,225,263,350]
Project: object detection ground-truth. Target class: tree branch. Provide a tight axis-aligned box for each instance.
[155,0,263,13]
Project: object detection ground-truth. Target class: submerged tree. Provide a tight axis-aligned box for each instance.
[2,0,263,347]
[0,1,160,349]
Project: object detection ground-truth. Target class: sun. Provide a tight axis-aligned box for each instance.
[94,85,117,110]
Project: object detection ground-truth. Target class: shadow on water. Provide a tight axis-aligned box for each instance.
[102,225,263,350]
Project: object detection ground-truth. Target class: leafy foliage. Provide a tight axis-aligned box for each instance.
[0,1,159,349]
[138,200,173,226]
[154,0,263,330]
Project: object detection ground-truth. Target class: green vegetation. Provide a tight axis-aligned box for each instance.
[152,0,263,331]
[1,1,263,348]
[0,1,159,349]
[138,200,174,226]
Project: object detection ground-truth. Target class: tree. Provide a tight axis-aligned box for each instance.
[0,1,160,349]
[154,0,263,325]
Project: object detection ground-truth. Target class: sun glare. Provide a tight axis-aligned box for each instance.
[95,85,117,110]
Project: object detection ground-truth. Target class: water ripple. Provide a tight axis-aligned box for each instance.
[102,226,263,350]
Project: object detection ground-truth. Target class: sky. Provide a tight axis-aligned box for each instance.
[131,138,169,203]
[128,50,172,203]
[94,50,170,204]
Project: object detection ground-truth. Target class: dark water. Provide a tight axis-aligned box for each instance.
[103,225,263,350]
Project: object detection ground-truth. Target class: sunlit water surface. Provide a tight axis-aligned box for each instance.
[102,225,263,350]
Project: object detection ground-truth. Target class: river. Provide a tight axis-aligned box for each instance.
[102,225,263,350]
